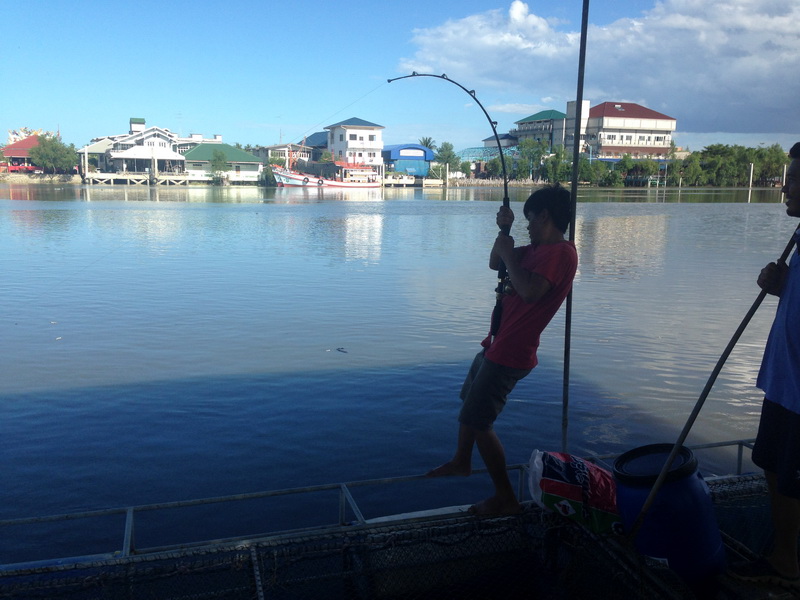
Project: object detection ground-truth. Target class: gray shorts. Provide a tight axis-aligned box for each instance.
[458,351,531,431]
[752,397,800,499]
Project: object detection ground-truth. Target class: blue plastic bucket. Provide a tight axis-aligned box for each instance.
[613,444,726,582]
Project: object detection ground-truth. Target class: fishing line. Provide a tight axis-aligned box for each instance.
[291,81,388,144]
[387,72,510,338]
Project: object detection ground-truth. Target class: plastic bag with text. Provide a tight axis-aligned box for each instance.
[528,449,623,535]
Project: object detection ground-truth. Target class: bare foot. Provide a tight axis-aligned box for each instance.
[468,495,521,516]
[426,460,471,478]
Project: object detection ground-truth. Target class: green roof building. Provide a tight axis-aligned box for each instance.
[510,110,567,149]
[183,143,262,184]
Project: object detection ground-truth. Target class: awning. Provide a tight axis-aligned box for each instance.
[110,146,185,161]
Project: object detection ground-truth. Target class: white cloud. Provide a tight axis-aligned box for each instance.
[399,0,800,138]
[488,103,543,114]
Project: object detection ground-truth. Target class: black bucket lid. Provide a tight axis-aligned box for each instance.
[613,443,697,486]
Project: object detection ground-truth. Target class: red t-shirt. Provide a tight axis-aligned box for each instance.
[482,240,578,370]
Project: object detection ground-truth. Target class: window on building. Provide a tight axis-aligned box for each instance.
[349,134,357,141]
[339,134,344,142]
[369,135,376,141]
[358,136,364,141]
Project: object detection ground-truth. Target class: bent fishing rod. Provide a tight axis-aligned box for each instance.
[628,222,800,542]
[387,73,510,337]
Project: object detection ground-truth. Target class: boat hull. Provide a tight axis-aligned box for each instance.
[272,167,380,189]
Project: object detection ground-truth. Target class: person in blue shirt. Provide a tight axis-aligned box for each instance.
[732,142,800,590]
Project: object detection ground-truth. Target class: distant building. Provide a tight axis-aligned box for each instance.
[325,118,384,166]
[302,132,329,161]
[382,144,434,176]
[251,143,312,166]
[482,133,518,148]
[183,143,262,183]
[508,110,567,149]
[488,101,676,162]
[79,118,224,174]
[583,102,676,160]
[1,135,41,172]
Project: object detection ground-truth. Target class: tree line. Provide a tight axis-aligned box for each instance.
[420,137,791,187]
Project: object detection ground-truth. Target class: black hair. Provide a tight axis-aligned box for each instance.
[790,142,800,159]
[523,185,572,234]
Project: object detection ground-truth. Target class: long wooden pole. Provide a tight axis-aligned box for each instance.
[628,224,800,541]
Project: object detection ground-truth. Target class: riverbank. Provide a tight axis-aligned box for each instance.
[3,172,519,187]
[0,172,783,191]
[1,173,81,184]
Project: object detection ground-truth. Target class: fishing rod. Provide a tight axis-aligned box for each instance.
[628,222,800,542]
[387,73,510,337]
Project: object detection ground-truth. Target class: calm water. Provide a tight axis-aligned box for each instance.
[0,183,791,562]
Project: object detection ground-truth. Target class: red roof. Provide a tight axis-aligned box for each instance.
[590,102,674,121]
[1,135,40,159]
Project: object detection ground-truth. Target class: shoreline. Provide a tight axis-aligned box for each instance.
[1,173,82,185]
[0,173,781,190]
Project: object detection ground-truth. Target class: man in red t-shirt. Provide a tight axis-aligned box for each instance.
[427,186,578,516]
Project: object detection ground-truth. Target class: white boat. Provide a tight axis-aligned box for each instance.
[272,164,381,188]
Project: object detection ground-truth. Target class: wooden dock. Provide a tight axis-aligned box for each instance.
[383,176,445,188]
[84,172,189,186]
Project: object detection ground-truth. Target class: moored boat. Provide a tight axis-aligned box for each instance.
[272,164,381,188]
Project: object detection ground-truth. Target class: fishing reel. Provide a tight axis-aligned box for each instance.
[496,273,514,296]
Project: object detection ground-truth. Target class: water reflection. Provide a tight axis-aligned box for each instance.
[576,214,667,279]
[2,182,786,205]
[81,185,271,204]
[344,214,383,262]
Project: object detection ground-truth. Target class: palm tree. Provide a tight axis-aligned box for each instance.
[419,137,436,151]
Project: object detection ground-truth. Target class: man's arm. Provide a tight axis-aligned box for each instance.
[491,234,553,303]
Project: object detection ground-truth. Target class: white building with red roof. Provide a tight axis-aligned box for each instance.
[583,101,676,160]
[508,100,676,162]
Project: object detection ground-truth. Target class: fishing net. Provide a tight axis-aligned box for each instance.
[0,474,779,600]
[0,510,682,600]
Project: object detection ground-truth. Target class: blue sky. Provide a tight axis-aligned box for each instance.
[3,0,798,152]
